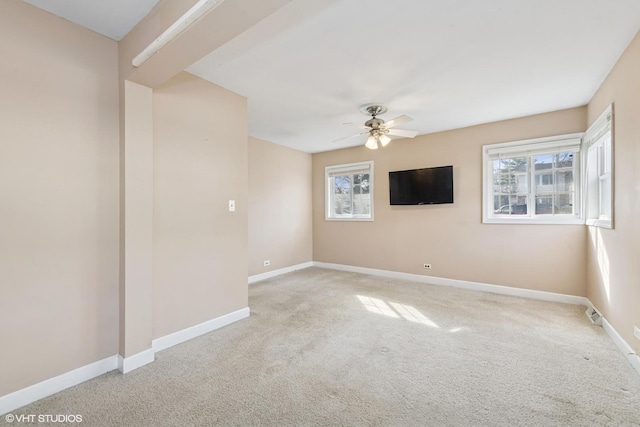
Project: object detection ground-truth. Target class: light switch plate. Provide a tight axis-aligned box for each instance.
[228,200,235,211]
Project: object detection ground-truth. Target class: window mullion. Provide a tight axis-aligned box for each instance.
[528,155,534,218]
[350,175,355,214]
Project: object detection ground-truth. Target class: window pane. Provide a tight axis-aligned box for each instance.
[353,196,370,215]
[514,174,527,193]
[555,171,574,192]
[509,202,527,215]
[494,174,515,194]
[535,195,554,214]
[494,195,509,211]
[533,151,576,216]
[333,175,351,215]
[493,157,528,216]
[359,173,370,194]
[556,193,574,214]
[493,160,501,175]
[501,157,527,173]
[555,152,573,168]
[600,176,611,217]
[535,172,554,193]
[534,154,553,171]
[494,196,527,215]
[602,137,611,174]
[334,175,350,195]
[495,158,527,193]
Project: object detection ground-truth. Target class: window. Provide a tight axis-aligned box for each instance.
[326,161,373,220]
[483,134,583,224]
[584,105,613,229]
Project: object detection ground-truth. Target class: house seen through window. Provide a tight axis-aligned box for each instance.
[483,134,583,224]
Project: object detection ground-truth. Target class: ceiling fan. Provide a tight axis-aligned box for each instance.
[334,104,419,149]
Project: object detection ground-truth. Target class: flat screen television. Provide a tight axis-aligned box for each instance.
[389,165,453,205]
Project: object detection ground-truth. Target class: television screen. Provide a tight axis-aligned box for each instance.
[389,165,453,205]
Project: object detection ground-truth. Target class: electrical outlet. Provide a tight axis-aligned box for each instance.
[634,326,640,341]
[263,260,270,267]
[423,263,431,269]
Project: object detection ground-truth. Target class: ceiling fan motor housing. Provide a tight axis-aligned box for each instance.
[365,117,385,129]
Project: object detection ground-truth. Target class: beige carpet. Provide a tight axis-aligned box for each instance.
[4,267,640,426]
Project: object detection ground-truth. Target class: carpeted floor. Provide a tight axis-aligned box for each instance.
[3,267,640,426]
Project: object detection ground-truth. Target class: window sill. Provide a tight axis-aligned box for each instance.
[483,216,584,225]
[325,216,374,222]
[586,218,613,229]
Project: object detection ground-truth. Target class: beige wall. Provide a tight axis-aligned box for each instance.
[313,107,588,296]
[1,0,637,403]
[0,0,119,396]
[152,72,249,339]
[586,31,640,353]
[248,137,312,276]
[119,81,154,357]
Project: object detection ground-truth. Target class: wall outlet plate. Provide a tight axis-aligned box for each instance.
[423,264,431,269]
[634,325,640,341]
[263,260,270,267]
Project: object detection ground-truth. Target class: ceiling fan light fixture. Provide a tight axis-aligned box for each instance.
[365,136,378,149]
[334,104,417,149]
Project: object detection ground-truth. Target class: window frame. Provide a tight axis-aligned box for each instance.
[482,133,584,225]
[583,105,614,229]
[325,161,374,221]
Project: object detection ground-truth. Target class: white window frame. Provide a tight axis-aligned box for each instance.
[325,161,374,221]
[583,105,614,229]
[482,134,584,225]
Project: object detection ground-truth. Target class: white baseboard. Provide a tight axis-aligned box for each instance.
[314,262,588,306]
[152,307,251,352]
[1,307,251,415]
[249,261,313,284]
[117,349,155,374]
[600,315,640,376]
[0,355,118,416]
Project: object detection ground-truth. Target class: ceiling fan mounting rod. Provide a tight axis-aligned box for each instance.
[359,103,388,117]
[367,105,384,117]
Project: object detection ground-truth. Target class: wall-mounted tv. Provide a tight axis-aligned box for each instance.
[389,165,453,205]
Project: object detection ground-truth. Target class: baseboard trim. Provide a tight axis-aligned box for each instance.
[152,307,251,352]
[314,262,588,306]
[117,349,155,374]
[249,261,313,284]
[1,308,252,415]
[0,355,118,416]
[600,314,640,376]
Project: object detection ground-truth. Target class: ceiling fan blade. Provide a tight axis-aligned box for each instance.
[332,131,369,142]
[342,122,368,129]
[384,115,413,129]
[387,129,419,138]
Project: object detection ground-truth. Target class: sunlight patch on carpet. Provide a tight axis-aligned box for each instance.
[357,295,439,327]
[357,295,399,318]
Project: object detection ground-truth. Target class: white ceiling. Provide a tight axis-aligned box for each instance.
[21,0,159,41]
[21,0,640,153]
